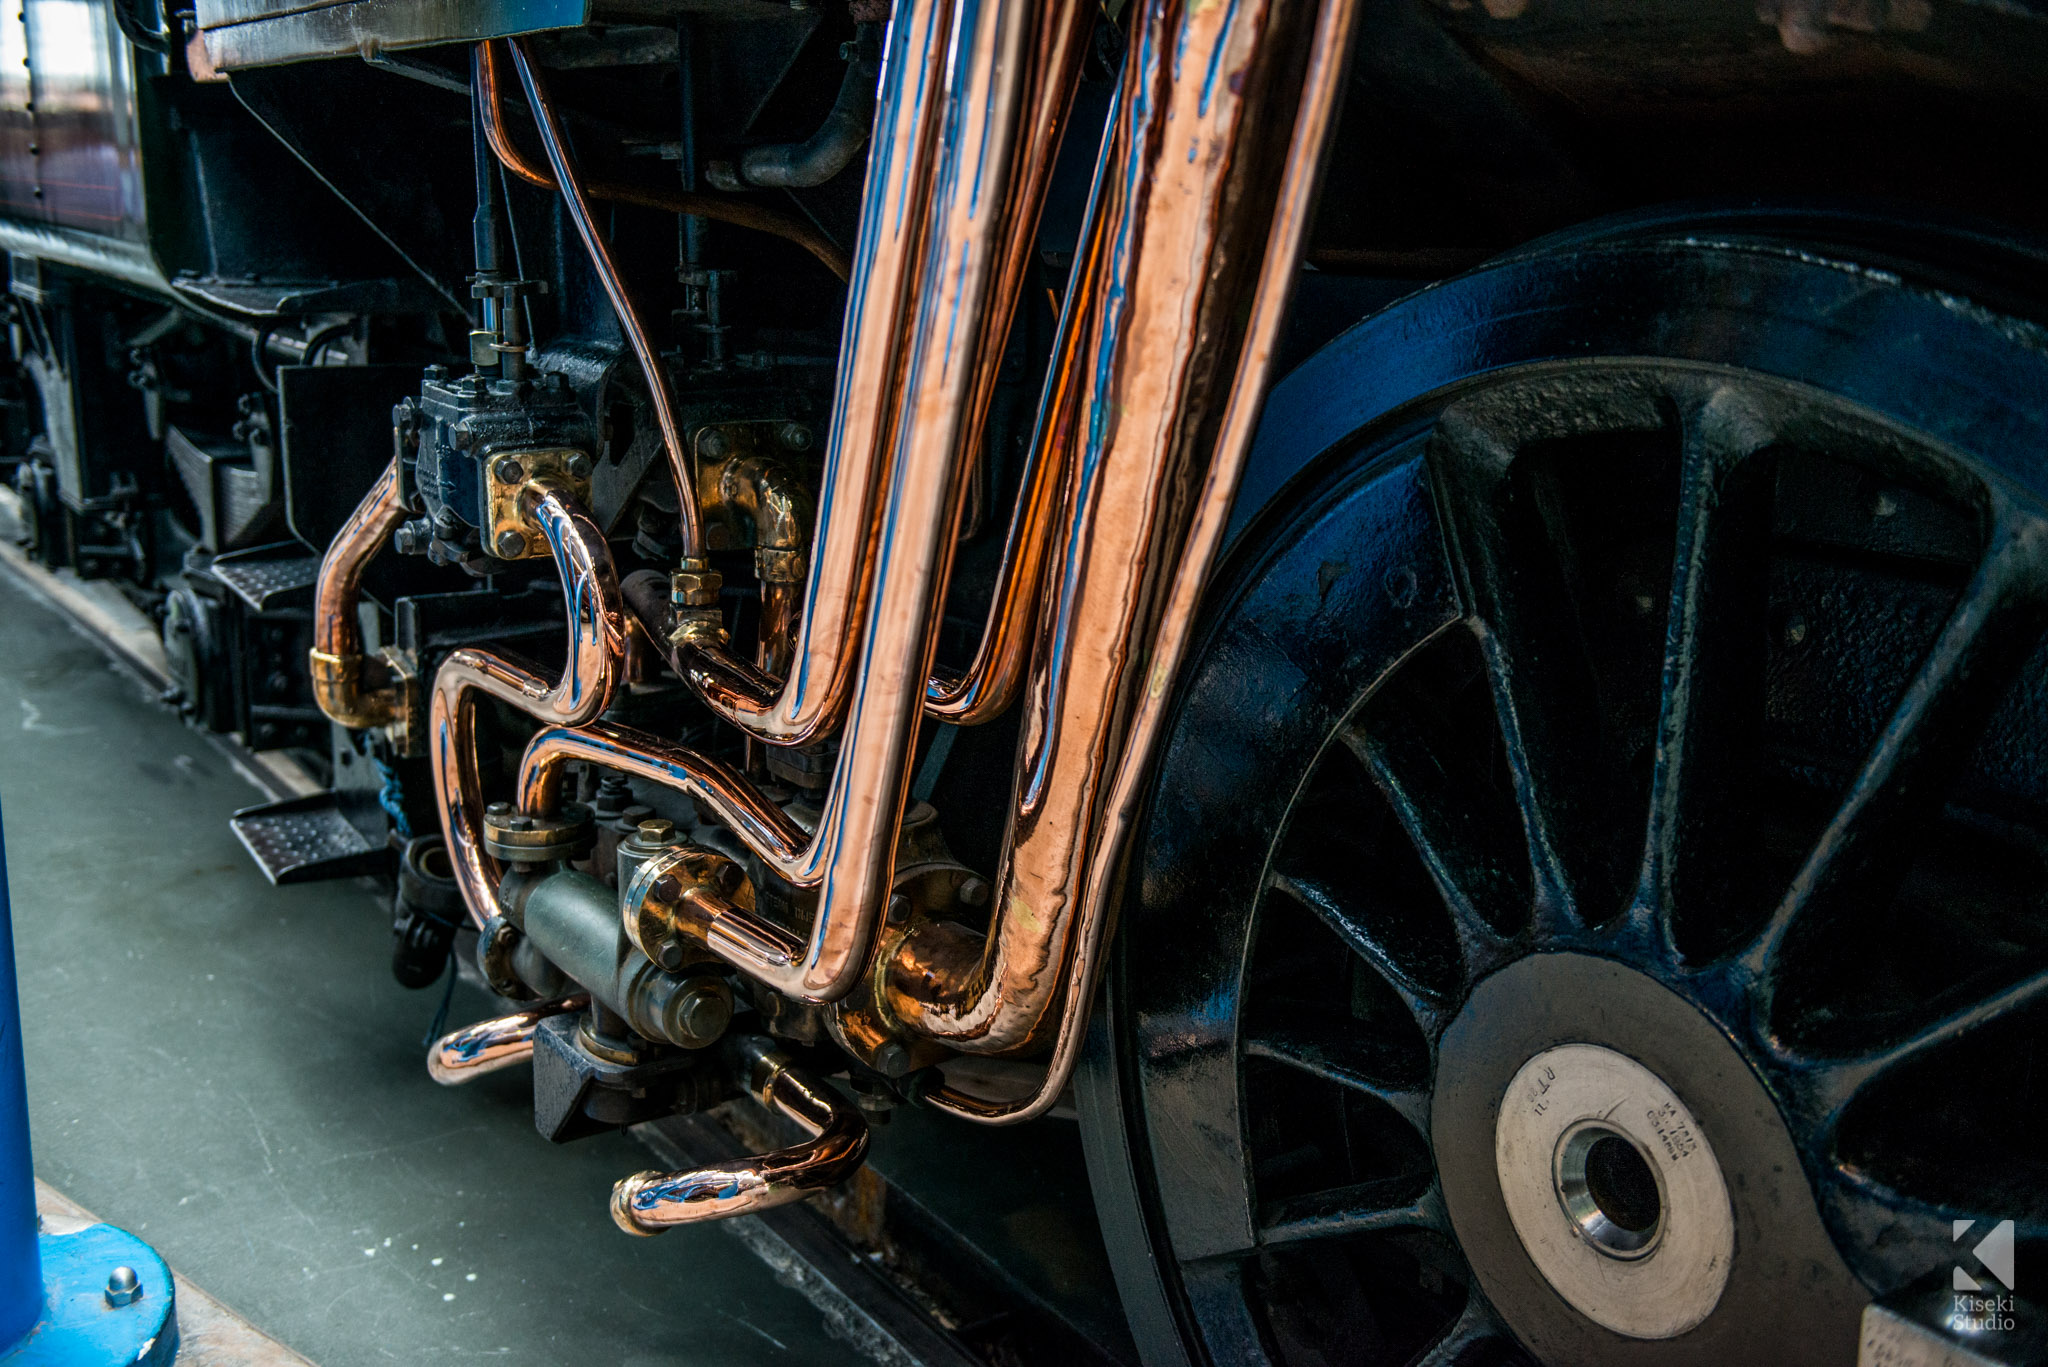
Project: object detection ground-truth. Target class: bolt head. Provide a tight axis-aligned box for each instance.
[104,1266,141,1307]
[699,429,728,459]
[494,529,528,558]
[566,452,593,480]
[957,876,991,908]
[872,1041,912,1078]
[494,457,524,484]
[650,875,682,903]
[886,892,912,926]
[637,818,677,845]
[655,940,686,972]
[778,421,814,452]
[485,801,512,818]
[503,815,534,831]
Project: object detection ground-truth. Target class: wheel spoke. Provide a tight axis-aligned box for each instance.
[1268,871,1456,1038]
[1639,389,1778,955]
[1244,1022,1431,1135]
[1414,1292,1522,1367]
[1342,717,1523,980]
[1802,962,2048,1125]
[1257,1177,1448,1248]
[1429,408,1631,931]
[1746,513,2048,993]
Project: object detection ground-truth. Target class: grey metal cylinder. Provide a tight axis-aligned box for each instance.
[520,871,730,1049]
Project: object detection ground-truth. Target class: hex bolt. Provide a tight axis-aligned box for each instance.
[650,875,682,903]
[667,980,731,1046]
[638,818,677,845]
[485,802,512,819]
[104,1266,141,1307]
[566,452,593,480]
[872,1041,913,1078]
[655,940,687,972]
[494,529,528,559]
[886,893,912,926]
[504,815,534,832]
[494,457,525,484]
[699,429,729,459]
[778,421,814,452]
[957,876,991,908]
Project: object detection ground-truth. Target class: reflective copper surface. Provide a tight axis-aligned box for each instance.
[426,994,590,1085]
[431,477,628,929]
[879,0,1363,1121]
[309,455,404,730]
[610,1038,868,1233]
[519,0,1084,1006]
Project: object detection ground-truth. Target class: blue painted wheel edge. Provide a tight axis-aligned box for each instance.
[4,1224,177,1365]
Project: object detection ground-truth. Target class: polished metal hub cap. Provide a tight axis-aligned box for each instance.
[1495,1043,1733,1338]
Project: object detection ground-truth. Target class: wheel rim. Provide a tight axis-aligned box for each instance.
[1097,237,2048,1366]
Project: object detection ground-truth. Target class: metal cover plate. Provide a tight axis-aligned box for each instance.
[1860,1305,2006,1367]
[197,0,589,71]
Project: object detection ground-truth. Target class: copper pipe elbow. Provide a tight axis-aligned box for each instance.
[311,456,405,730]
[426,994,589,1085]
[610,1039,867,1233]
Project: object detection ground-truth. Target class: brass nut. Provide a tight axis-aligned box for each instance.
[668,563,724,609]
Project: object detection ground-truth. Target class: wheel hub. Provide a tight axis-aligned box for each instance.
[1496,1042,1734,1337]
[1435,953,1867,1363]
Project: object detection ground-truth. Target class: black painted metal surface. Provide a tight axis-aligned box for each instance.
[1089,230,2048,1364]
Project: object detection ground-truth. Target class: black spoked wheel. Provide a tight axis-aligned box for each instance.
[1081,223,2048,1367]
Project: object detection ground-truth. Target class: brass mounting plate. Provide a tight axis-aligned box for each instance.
[485,447,591,561]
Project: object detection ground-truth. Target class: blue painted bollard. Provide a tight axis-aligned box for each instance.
[0,796,176,1364]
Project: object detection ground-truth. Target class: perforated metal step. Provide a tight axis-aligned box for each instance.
[230,791,387,884]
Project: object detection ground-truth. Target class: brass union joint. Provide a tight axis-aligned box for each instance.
[668,558,728,645]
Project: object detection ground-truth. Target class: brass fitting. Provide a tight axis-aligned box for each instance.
[486,447,592,561]
[308,649,398,731]
[668,558,728,645]
[622,843,754,971]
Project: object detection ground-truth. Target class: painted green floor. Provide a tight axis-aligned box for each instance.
[0,576,851,1366]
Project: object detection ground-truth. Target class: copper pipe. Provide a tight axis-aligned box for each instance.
[475,41,851,281]
[611,1038,867,1233]
[427,994,589,1085]
[505,39,701,563]
[877,0,1364,1123]
[309,455,405,729]
[723,454,812,682]
[519,0,1086,1003]
[663,0,957,748]
[432,478,629,929]
[924,40,1103,726]
[993,0,1359,1121]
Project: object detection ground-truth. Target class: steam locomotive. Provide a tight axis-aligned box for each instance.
[4,0,2047,1361]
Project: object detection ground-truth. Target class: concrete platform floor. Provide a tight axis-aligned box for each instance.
[0,572,854,1364]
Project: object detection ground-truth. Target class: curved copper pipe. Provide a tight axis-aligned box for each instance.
[506,39,700,563]
[663,0,956,748]
[866,0,1361,1109]
[432,478,628,929]
[519,0,1085,1003]
[909,0,1368,1121]
[611,1038,867,1233]
[475,41,851,281]
[427,994,590,1085]
[310,455,405,729]
[923,5,1091,725]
